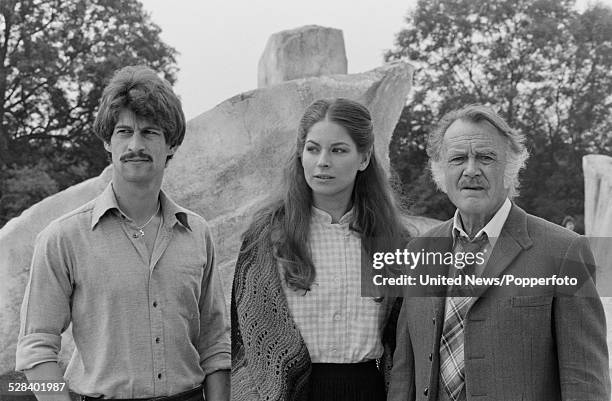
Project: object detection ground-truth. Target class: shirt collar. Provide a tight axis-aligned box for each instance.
[90,184,121,229]
[452,198,512,249]
[159,189,192,231]
[91,183,191,231]
[310,206,354,225]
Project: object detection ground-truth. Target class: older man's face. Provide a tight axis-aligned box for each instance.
[442,119,510,223]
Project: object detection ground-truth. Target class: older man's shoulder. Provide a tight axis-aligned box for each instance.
[418,218,453,237]
[523,210,581,246]
[404,218,453,250]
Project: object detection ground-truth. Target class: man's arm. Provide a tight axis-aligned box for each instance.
[197,226,230,400]
[387,297,416,401]
[16,226,73,400]
[203,370,229,401]
[555,236,610,400]
[23,362,70,401]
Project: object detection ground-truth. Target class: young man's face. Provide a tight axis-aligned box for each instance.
[104,108,176,186]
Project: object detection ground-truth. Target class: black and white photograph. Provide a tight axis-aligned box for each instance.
[1,0,612,400]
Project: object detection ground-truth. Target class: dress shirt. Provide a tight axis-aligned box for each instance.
[451,198,512,274]
[282,207,385,363]
[16,184,230,399]
[452,197,512,250]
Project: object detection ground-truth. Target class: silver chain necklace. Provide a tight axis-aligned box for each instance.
[132,202,160,238]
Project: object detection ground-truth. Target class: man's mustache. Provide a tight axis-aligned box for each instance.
[120,150,152,162]
[459,178,487,189]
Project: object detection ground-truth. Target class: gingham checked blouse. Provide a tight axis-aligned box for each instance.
[282,207,386,363]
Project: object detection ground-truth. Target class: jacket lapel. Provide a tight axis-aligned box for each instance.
[426,220,454,362]
[471,203,534,302]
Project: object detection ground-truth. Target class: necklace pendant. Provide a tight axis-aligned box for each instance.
[129,202,160,239]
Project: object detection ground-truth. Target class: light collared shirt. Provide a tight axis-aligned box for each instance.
[452,198,512,274]
[282,207,386,363]
[16,184,230,399]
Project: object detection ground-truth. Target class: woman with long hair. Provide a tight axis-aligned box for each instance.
[231,98,407,401]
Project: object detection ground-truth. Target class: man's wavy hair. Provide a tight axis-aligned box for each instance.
[428,104,529,199]
[93,65,185,162]
[244,98,407,292]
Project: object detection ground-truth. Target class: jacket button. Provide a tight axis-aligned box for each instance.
[432,317,436,325]
[424,387,429,396]
[428,353,433,361]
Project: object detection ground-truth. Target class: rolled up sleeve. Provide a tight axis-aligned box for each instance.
[16,225,73,371]
[197,227,231,376]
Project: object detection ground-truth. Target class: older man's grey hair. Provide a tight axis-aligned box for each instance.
[427,104,529,199]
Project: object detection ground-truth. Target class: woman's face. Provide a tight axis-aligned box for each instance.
[301,120,369,208]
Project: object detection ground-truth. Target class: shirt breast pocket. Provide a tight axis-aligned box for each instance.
[165,258,204,302]
[176,261,204,276]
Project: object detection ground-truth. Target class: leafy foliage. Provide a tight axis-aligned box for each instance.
[0,162,58,219]
[387,0,612,228]
[0,0,177,227]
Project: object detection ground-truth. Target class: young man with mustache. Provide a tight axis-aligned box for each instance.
[16,66,230,401]
[388,104,609,401]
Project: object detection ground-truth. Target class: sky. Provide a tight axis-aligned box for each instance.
[141,0,612,120]
[141,0,415,119]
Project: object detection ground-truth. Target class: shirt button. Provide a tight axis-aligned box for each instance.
[424,387,429,396]
[432,317,436,325]
[155,337,160,344]
[428,353,433,361]
[153,301,158,308]
[333,313,342,321]
[157,373,162,379]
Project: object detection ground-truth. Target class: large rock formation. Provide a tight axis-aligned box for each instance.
[583,154,612,387]
[584,155,612,238]
[0,168,114,373]
[258,25,347,88]
[165,60,421,286]
[0,60,437,373]
[583,155,612,292]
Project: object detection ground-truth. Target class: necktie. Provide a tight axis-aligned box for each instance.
[439,233,488,401]
[453,233,489,295]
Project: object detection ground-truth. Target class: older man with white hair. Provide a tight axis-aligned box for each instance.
[388,104,609,401]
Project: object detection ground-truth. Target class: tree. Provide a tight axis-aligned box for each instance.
[0,0,177,227]
[387,0,612,226]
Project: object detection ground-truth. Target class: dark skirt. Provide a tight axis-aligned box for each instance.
[309,361,386,401]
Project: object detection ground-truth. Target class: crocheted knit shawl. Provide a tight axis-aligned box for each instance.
[231,220,399,401]
[231,220,311,401]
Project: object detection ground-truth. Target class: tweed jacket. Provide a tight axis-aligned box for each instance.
[388,204,610,401]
